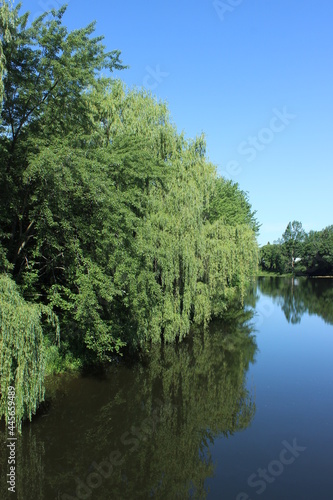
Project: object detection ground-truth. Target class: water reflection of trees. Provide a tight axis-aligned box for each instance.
[0,311,257,500]
[258,277,333,325]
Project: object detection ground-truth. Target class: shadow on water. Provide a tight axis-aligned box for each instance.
[257,276,333,325]
[0,309,257,500]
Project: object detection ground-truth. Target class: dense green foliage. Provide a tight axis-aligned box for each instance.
[208,177,259,233]
[301,226,333,276]
[260,221,333,276]
[0,3,258,428]
[0,1,13,107]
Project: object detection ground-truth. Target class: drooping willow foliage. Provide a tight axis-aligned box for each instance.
[0,275,58,432]
[0,2,259,428]
[132,141,258,346]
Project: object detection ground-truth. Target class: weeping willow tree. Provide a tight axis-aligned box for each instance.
[119,135,259,347]
[0,1,259,370]
[0,274,59,432]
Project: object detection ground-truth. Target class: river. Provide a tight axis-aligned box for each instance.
[0,277,332,499]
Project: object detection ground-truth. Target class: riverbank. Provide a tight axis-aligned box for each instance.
[256,271,292,278]
[256,271,333,278]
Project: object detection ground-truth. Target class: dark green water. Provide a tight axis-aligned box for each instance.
[0,277,332,499]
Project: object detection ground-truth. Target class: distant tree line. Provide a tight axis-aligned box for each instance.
[0,3,258,428]
[260,221,333,276]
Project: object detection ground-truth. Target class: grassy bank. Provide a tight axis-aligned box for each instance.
[255,270,293,278]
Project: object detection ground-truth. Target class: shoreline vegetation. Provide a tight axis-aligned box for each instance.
[257,271,333,278]
[259,221,333,278]
[256,271,292,278]
[0,3,259,430]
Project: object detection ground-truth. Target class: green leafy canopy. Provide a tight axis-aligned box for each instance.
[1,1,259,429]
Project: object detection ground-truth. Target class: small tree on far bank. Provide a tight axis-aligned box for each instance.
[282,221,305,273]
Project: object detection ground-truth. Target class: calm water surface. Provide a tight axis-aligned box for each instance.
[0,277,332,499]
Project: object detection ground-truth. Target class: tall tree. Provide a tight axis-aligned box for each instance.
[0,0,13,109]
[282,221,305,273]
[0,1,14,268]
[0,2,125,272]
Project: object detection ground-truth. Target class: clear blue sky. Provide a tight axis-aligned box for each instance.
[20,0,333,245]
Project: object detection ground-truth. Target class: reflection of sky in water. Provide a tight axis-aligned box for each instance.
[207,278,333,500]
